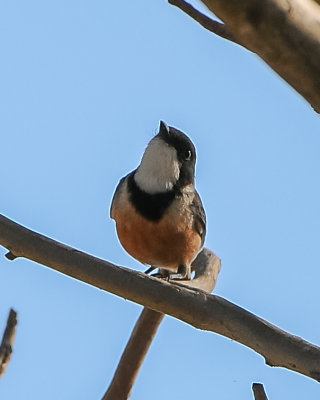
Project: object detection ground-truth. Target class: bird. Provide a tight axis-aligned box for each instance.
[110,121,206,280]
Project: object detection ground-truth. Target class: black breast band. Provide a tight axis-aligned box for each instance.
[127,172,176,222]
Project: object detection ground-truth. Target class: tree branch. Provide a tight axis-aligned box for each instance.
[102,248,220,400]
[169,0,320,113]
[0,308,17,379]
[102,308,164,400]
[168,0,245,47]
[1,214,320,382]
[252,383,269,400]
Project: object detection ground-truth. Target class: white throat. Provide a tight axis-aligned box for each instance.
[134,137,180,194]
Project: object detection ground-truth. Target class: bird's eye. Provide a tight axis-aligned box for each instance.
[185,150,192,160]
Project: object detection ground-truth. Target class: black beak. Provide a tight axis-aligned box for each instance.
[159,120,170,136]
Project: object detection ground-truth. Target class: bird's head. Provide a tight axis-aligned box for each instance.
[134,121,197,194]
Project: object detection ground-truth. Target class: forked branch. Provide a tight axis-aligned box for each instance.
[168,0,320,113]
[1,214,320,382]
[102,248,221,400]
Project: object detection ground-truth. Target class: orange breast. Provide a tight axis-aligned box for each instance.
[113,198,201,272]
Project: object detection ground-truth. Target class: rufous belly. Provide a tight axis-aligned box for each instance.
[113,201,201,272]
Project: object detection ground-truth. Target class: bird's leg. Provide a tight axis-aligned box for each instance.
[151,268,170,281]
[144,266,156,275]
[145,266,171,281]
[145,265,192,281]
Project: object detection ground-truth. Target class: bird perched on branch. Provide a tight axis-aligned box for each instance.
[110,121,206,280]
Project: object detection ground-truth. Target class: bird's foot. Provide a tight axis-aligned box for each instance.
[151,269,170,281]
[169,265,191,281]
[144,266,171,280]
[145,265,191,281]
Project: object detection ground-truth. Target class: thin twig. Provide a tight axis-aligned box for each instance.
[252,383,269,400]
[0,308,17,379]
[102,249,221,400]
[1,214,320,382]
[168,0,246,48]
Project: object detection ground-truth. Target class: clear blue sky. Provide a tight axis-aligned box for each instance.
[1,1,319,399]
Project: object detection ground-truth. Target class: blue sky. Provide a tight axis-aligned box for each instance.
[1,1,319,399]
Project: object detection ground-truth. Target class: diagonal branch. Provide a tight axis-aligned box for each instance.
[1,214,320,382]
[169,0,320,113]
[168,0,244,47]
[102,308,164,400]
[0,308,17,379]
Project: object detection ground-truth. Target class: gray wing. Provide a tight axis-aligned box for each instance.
[191,190,206,247]
[109,175,127,220]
